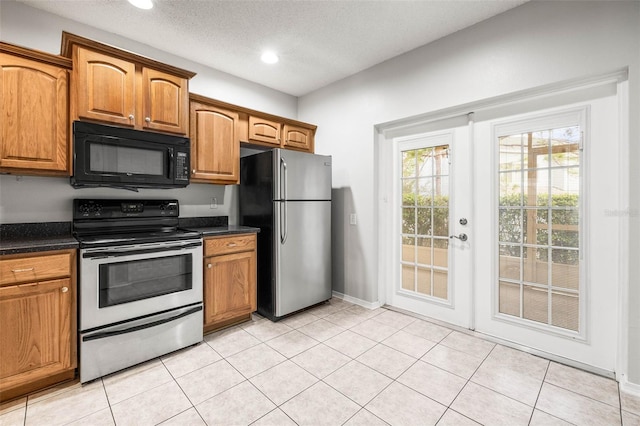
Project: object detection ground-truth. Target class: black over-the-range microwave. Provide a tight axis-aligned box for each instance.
[71,121,191,190]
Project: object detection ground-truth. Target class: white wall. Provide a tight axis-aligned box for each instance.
[0,0,298,224]
[299,1,640,384]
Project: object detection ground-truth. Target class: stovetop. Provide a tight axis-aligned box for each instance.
[72,198,202,248]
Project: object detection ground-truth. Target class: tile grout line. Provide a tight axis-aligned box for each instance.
[527,360,551,425]
[100,378,117,426]
[439,336,497,425]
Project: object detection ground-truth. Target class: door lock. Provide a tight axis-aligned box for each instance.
[459,218,468,225]
[450,233,468,242]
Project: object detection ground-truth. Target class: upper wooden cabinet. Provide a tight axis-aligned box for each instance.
[191,95,317,154]
[74,47,135,127]
[283,124,314,152]
[62,32,194,136]
[0,42,71,176]
[190,95,240,184]
[247,116,315,152]
[248,115,281,146]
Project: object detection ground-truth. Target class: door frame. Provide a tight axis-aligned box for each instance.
[374,70,629,380]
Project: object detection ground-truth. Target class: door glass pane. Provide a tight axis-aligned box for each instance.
[552,291,579,331]
[416,208,431,235]
[402,208,415,234]
[402,265,415,291]
[417,237,431,266]
[401,237,415,263]
[400,144,449,301]
[417,267,431,295]
[433,270,448,299]
[497,125,581,333]
[499,244,520,280]
[523,285,548,324]
[523,247,548,285]
[499,281,520,316]
[433,239,448,268]
[551,249,579,290]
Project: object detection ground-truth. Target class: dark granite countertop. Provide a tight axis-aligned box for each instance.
[185,225,261,237]
[0,217,259,255]
[0,222,78,256]
[178,216,260,236]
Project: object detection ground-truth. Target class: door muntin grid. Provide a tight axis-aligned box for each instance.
[401,145,450,301]
[497,125,581,332]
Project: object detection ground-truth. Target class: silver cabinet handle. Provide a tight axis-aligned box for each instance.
[61,287,69,293]
[128,114,134,120]
[207,263,212,269]
[450,233,468,242]
[145,117,151,123]
[227,243,237,247]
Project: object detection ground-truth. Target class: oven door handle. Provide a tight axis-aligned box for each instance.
[82,305,203,342]
[83,241,202,259]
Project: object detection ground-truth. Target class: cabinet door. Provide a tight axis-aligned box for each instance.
[283,124,314,152]
[0,278,74,393]
[0,54,68,174]
[204,251,257,325]
[190,102,239,184]
[248,116,281,146]
[74,47,136,127]
[142,68,188,135]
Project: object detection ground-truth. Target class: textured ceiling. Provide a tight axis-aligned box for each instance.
[17,0,527,96]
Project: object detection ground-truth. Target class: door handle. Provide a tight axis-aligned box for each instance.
[450,233,468,242]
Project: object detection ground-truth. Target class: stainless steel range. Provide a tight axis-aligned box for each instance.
[73,199,203,383]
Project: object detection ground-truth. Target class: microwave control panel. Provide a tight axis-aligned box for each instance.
[175,152,189,181]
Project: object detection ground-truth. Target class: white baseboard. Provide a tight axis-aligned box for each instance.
[332,291,383,310]
[620,374,640,397]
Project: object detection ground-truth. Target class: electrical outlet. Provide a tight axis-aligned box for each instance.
[349,213,357,225]
[210,197,218,209]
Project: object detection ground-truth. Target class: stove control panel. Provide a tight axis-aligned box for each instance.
[121,202,144,213]
[74,199,180,219]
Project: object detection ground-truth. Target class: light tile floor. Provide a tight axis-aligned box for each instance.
[2,298,639,425]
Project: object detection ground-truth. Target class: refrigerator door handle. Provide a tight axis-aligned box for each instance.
[280,157,288,244]
[281,201,288,244]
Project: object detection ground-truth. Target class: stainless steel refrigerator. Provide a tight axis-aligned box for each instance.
[240,149,332,321]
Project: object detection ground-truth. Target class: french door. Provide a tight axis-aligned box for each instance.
[384,91,620,372]
[388,125,473,328]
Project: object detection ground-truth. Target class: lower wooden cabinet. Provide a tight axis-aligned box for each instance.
[0,249,76,402]
[203,234,257,333]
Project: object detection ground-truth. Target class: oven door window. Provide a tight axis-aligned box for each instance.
[98,254,192,308]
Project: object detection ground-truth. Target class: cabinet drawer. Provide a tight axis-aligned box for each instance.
[204,234,256,256]
[0,252,72,286]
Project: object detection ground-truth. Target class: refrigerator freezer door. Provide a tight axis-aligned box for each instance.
[274,200,331,317]
[274,149,331,201]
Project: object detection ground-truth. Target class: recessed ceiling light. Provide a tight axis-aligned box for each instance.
[128,0,153,10]
[261,51,279,64]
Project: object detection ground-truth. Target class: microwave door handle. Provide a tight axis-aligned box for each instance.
[168,148,174,180]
